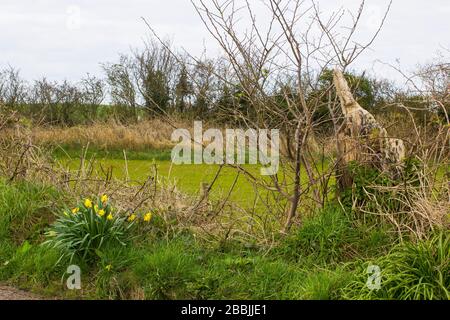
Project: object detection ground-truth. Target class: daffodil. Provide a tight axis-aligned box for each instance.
[143,212,152,222]
[127,214,137,222]
[94,204,99,213]
[106,213,113,220]
[84,199,92,208]
[71,207,79,214]
[98,209,105,217]
[101,194,108,203]
[105,264,112,271]
[47,230,57,237]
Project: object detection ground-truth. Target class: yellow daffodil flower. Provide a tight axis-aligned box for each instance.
[47,230,57,237]
[71,207,79,214]
[106,213,113,220]
[101,195,108,203]
[84,199,92,208]
[127,214,137,222]
[98,209,105,217]
[143,212,152,222]
[94,204,99,212]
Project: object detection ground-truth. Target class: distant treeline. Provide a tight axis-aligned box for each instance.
[0,39,447,127]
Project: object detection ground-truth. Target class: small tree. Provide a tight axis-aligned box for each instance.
[102,55,139,123]
[189,0,392,232]
[80,74,106,122]
[175,65,193,114]
[29,78,59,124]
[0,66,27,113]
[133,39,176,116]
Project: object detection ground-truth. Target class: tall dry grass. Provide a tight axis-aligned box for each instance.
[354,108,449,240]
[30,119,182,151]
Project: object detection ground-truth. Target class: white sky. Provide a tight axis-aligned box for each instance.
[0,0,449,84]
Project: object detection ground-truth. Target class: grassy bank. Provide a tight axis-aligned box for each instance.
[0,179,448,300]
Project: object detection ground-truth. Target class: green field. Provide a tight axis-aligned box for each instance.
[70,159,256,202]
[56,146,274,207]
[55,145,334,210]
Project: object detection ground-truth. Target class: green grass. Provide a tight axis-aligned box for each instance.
[341,231,450,300]
[52,144,173,161]
[63,158,262,206]
[276,205,395,265]
[0,179,67,295]
[0,180,355,299]
[127,236,355,300]
[0,241,66,292]
[0,179,62,243]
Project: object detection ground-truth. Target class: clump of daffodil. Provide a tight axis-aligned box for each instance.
[84,198,92,208]
[45,195,135,264]
[143,212,152,222]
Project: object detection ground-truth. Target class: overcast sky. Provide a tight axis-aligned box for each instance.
[0,0,449,84]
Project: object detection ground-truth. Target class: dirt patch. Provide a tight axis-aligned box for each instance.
[0,285,41,300]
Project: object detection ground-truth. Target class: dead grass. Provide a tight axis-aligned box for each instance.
[360,175,449,241]
[30,119,182,151]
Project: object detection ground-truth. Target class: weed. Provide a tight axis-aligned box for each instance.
[341,231,449,300]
